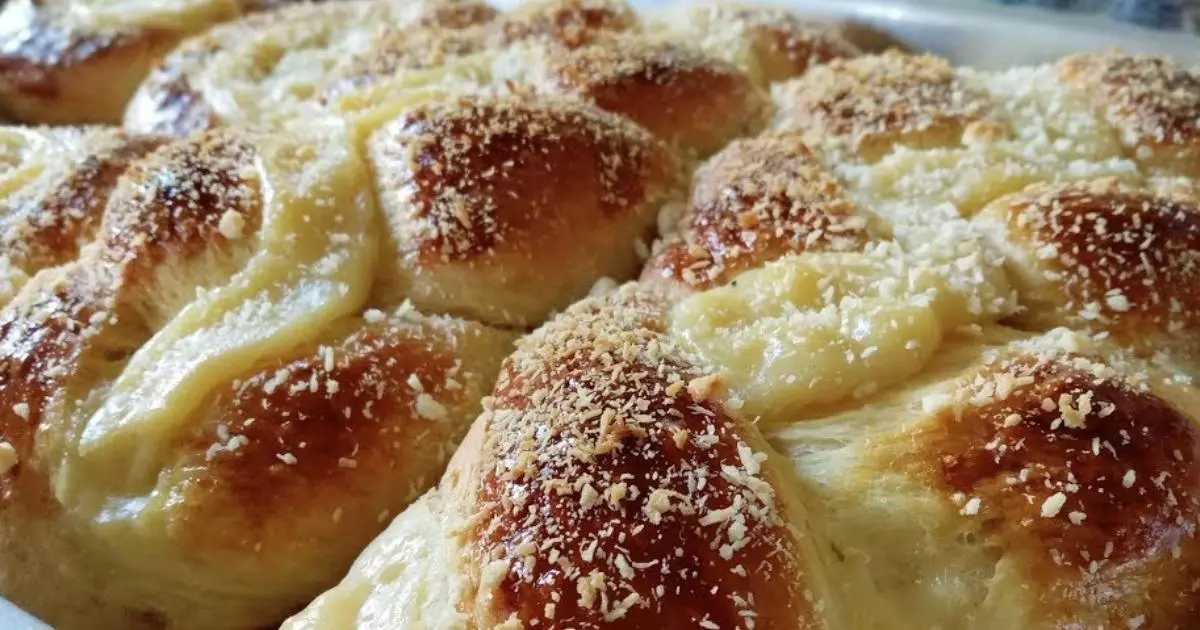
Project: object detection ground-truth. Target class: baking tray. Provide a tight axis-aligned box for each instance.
[2,1,1196,628]
[783,0,1200,66]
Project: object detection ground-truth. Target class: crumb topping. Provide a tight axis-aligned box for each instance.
[660,1,860,86]
[0,130,164,275]
[1059,52,1200,152]
[771,51,990,159]
[367,94,671,263]
[923,343,1199,572]
[645,134,870,289]
[471,287,811,628]
[990,178,1200,337]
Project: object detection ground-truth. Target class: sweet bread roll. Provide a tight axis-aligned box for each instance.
[123,0,498,135]
[642,133,872,292]
[648,0,860,87]
[0,126,164,305]
[124,0,631,135]
[1057,52,1200,178]
[0,77,693,626]
[124,0,840,157]
[772,51,1197,244]
[0,126,504,629]
[0,0,319,125]
[287,284,833,628]
[974,178,1200,347]
[524,35,771,156]
[365,94,684,328]
[767,328,1200,629]
[291,47,1200,629]
[771,51,993,164]
[315,0,637,105]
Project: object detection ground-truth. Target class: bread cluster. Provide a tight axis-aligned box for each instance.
[292,29,1200,630]
[0,0,864,628]
[0,0,1198,629]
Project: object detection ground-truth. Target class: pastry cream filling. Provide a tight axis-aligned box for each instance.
[0,128,76,307]
[60,0,240,31]
[0,257,26,308]
[671,242,1013,424]
[283,492,471,630]
[838,64,1138,224]
[0,127,53,200]
[62,129,378,503]
[194,3,389,127]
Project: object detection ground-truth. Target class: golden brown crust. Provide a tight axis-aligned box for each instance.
[643,134,870,291]
[496,0,639,48]
[469,286,818,627]
[1058,52,1200,177]
[126,0,498,135]
[662,1,860,87]
[368,94,684,327]
[0,126,521,629]
[772,50,992,161]
[539,36,770,156]
[164,308,513,592]
[0,129,165,277]
[118,36,223,137]
[287,43,1200,630]
[913,347,1200,627]
[102,131,261,270]
[976,179,1200,342]
[0,0,324,125]
[317,0,635,108]
[721,6,858,85]
[0,0,183,124]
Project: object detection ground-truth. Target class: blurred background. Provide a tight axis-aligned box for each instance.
[982,0,1199,31]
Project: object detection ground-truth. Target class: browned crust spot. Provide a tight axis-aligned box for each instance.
[0,1,172,100]
[772,50,991,160]
[496,0,638,48]
[320,0,632,104]
[368,94,676,264]
[688,3,861,84]
[0,253,149,518]
[545,36,769,154]
[1058,52,1200,160]
[98,131,261,270]
[125,38,223,136]
[1,132,166,274]
[470,286,813,627]
[916,350,1200,621]
[172,313,492,552]
[992,179,1200,337]
[644,134,870,290]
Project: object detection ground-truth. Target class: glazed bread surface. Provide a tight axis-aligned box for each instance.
[122,0,858,158]
[0,1,865,627]
[0,86,689,630]
[0,0,337,124]
[288,45,1200,630]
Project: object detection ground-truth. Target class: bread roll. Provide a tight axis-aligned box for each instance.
[0,126,164,305]
[1057,52,1200,178]
[288,48,1200,629]
[122,0,496,136]
[974,178,1200,348]
[0,0,328,125]
[365,94,685,328]
[642,134,872,292]
[647,0,861,87]
[0,75,692,628]
[123,0,847,156]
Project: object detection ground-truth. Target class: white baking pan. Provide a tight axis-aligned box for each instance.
[779,0,1200,66]
[2,1,1195,628]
